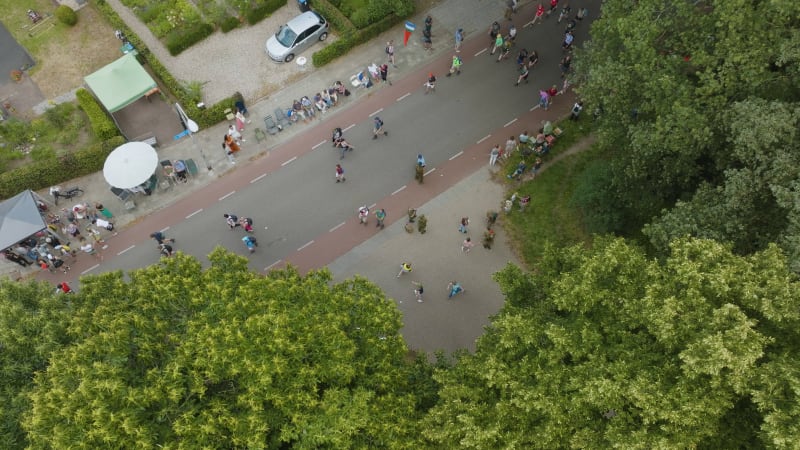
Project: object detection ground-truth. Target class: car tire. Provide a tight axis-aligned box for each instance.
[319,32,328,42]
[284,53,295,63]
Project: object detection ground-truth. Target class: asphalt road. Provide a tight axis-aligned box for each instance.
[80,13,586,277]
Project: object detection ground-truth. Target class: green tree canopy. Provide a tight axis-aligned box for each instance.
[576,0,800,236]
[423,238,800,448]
[0,281,72,448]
[23,249,424,449]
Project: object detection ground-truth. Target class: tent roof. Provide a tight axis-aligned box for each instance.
[0,190,46,250]
[84,53,157,113]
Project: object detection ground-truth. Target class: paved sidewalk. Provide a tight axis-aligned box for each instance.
[328,168,517,354]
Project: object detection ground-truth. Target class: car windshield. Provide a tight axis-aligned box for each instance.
[276,25,297,47]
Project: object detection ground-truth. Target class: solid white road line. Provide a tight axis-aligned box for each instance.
[391,185,407,196]
[81,264,100,275]
[504,118,518,127]
[281,156,297,166]
[297,240,314,251]
[265,259,283,271]
[477,134,491,144]
[396,93,411,101]
[369,108,384,117]
[250,173,267,183]
[219,191,235,201]
[312,140,327,150]
[424,167,436,176]
[186,208,203,219]
[117,245,135,256]
[449,151,464,160]
[474,48,487,57]
[329,221,346,232]
[343,123,356,132]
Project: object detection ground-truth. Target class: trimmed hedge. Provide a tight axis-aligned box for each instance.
[219,16,240,33]
[0,136,124,200]
[75,89,119,140]
[312,10,405,67]
[246,0,288,25]
[165,22,215,56]
[55,5,78,26]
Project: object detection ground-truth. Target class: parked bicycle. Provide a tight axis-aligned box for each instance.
[49,186,84,205]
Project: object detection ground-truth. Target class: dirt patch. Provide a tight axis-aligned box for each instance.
[30,6,120,99]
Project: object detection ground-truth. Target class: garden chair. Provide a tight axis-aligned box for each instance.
[185,159,199,177]
[274,108,292,127]
[264,115,280,135]
[223,108,235,121]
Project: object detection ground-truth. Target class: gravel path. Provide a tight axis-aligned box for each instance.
[104,0,332,104]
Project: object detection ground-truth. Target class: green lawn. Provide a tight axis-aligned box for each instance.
[502,118,602,266]
[0,0,69,73]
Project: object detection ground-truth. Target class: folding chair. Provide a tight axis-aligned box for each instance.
[110,187,136,210]
[274,108,292,127]
[185,159,199,177]
[264,115,280,135]
[223,108,235,121]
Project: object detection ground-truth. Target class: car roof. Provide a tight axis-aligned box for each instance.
[286,11,324,31]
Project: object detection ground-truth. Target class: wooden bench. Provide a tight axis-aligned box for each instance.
[144,87,161,102]
[134,133,158,147]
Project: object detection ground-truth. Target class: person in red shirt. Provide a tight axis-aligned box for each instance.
[548,0,558,17]
[59,282,73,294]
[524,4,546,27]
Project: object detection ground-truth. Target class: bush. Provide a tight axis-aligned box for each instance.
[165,22,214,56]
[219,16,240,33]
[246,0,287,25]
[55,5,78,26]
[75,89,119,140]
[0,136,124,200]
[312,13,403,67]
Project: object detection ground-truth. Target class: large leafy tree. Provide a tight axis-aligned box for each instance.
[0,281,72,449]
[423,238,800,448]
[576,0,800,229]
[644,99,800,270]
[24,249,424,448]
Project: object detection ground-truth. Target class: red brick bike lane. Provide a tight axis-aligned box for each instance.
[33,19,576,283]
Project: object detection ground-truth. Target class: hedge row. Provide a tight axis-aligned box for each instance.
[219,16,240,33]
[246,0,288,25]
[94,0,241,129]
[0,136,125,200]
[165,22,215,56]
[312,2,407,67]
[75,88,119,140]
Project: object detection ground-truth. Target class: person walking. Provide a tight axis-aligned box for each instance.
[491,32,504,56]
[373,116,388,139]
[358,206,370,225]
[379,63,392,85]
[547,0,559,17]
[560,55,572,77]
[335,163,346,182]
[488,21,500,52]
[79,238,102,260]
[223,213,240,229]
[424,73,436,94]
[397,262,412,278]
[562,30,575,51]
[386,40,396,67]
[242,235,258,253]
[524,3,546,27]
[459,217,470,233]
[446,55,463,76]
[159,242,174,257]
[447,281,464,298]
[505,136,518,159]
[235,108,247,131]
[539,89,551,110]
[515,63,530,86]
[454,28,463,52]
[412,281,424,302]
[461,237,475,253]
[422,27,433,51]
[228,124,244,144]
[489,144,501,166]
[375,208,387,229]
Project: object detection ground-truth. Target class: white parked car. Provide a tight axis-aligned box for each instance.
[266,11,328,63]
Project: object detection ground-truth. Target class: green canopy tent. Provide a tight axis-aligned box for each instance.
[84,53,156,113]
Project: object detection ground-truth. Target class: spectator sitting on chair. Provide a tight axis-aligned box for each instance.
[174,160,188,182]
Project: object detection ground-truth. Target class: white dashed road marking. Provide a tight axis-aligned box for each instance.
[369,108,384,117]
[396,93,411,101]
[312,140,326,150]
[81,264,100,275]
[186,209,203,219]
[424,167,436,176]
[281,156,297,166]
[329,222,346,232]
[477,134,491,144]
[297,240,314,251]
[219,191,235,201]
[117,245,135,256]
[250,173,267,183]
[504,118,518,127]
[449,151,464,160]
[391,185,407,196]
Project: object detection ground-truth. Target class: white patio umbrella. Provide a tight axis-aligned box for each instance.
[103,141,158,189]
